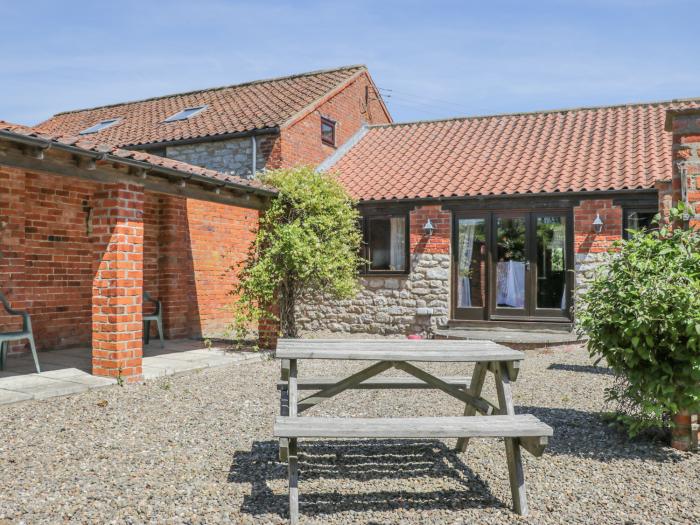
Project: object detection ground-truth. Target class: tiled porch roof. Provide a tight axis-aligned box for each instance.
[325,97,700,201]
[0,121,276,196]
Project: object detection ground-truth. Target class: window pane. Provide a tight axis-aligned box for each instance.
[626,210,657,237]
[321,118,335,145]
[536,216,567,309]
[457,218,486,308]
[368,216,405,271]
[495,216,526,308]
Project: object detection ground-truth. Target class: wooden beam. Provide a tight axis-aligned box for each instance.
[519,435,548,457]
[393,361,495,415]
[297,360,393,413]
[0,146,268,210]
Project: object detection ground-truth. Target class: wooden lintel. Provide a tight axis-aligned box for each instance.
[21,145,45,160]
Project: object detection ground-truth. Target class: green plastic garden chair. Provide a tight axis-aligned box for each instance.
[0,292,40,373]
[143,292,164,348]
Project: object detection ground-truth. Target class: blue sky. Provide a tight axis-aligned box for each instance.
[1,0,698,125]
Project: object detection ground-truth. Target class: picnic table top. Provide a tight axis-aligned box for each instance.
[275,338,524,362]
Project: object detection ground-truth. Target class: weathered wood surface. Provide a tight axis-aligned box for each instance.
[495,362,528,516]
[297,361,393,414]
[393,361,495,415]
[276,339,524,362]
[288,438,299,525]
[519,436,549,457]
[277,375,473,390]
[274,415,553,439]
[456,361,488,452]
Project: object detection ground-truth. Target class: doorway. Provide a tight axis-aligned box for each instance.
[452,210,573,322]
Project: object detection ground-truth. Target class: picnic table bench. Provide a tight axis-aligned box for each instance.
[273,338,553,524]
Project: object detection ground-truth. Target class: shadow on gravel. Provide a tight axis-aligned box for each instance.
[515,405,680,462]
[229,439,504,519]
[547,363,614,375]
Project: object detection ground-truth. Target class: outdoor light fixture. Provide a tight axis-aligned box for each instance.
[423,218,435,236]
[593,213,604,234]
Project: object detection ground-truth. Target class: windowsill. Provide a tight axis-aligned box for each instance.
[361,271,410,277]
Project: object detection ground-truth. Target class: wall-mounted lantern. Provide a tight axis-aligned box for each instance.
[423,219,435,236]
[593,213,604,234]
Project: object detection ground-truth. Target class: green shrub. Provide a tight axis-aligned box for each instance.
[578,204,700,436]
[232,166,363,340]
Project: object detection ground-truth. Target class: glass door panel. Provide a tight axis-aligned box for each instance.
[494,215,528,315]
[456,218,487,315]
[535,215,567,310]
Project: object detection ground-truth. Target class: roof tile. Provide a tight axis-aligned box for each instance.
[34,65,366,147]
[330,98,700,201]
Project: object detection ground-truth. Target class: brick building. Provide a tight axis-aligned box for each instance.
[2,64,700,384]
[1,66,391,382]
[298,99,700,337]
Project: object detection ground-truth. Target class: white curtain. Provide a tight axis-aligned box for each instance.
[389,217,405,271]
[497,261,526,308]
[458,220,478,307]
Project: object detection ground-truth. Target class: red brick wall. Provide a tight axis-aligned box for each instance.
[0,165,261,356]
[410,205,451,255]
[278,72,391,168]
[186,199,258,339]
[574,198,622,254]
[0,167,98,351]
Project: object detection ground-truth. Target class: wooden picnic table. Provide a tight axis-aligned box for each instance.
[273,338,552,524]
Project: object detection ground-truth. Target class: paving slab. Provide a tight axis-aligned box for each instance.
[0,388,33,404]
[0,374,89,400]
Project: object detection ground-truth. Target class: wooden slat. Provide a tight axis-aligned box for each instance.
[393,362,495,415]
[276,339,524,362]
[274,415,553,439]
[456,361,488,452]
[276,375,472,390]
[297,361,393,414]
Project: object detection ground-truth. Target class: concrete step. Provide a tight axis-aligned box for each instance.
[434,328,582,345]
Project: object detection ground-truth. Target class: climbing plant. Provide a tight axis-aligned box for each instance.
[232,166,363,340]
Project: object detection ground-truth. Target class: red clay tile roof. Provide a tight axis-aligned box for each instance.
[328,98,700,201]
[34,65,368,148]
[0,121,275,195]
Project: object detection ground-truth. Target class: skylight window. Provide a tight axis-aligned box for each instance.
[79,118,120,135]
[163,105,207,123]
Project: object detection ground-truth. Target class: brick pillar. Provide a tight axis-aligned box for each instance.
[666,109,700,450]
[0,167,27,353]
[258,301,279,350]
[91,182,144,382]
[672,412,699,452]
[666,108,700,229]
[158,195,193,339]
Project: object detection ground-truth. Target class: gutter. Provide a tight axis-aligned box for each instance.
[0,130,277,199]
[356,188,659,207]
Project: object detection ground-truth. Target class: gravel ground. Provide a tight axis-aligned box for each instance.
[0,343,698,524]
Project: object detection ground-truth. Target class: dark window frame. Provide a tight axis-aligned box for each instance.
[623,206,658,239]
[321,116,336,147]
[361,212,410,275]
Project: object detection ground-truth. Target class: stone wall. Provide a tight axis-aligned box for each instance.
[165,136,268,179]
[297,204,451,337]
[298,252,450,336]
